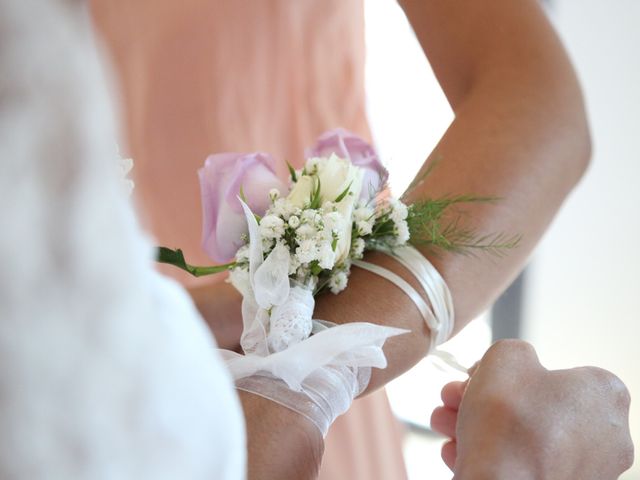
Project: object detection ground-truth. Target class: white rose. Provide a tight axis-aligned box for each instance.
[316,155,364,262]
[286,154,364,263]
[286,175,315,208]
[314,154,363,202]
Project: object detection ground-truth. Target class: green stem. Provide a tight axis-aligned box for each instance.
[156,247,235,277]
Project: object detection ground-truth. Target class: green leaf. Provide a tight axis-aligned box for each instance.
[309,175,322,209]
[156,247,235,277]
[331,234,338,251]
[310,261,323,276]
[334,181,353,203]
[287,161,298,182]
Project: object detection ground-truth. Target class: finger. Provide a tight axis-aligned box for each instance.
[431,406,458,439]
[441,439,457,471]
[483,339,541,370]
[441,381,466,410]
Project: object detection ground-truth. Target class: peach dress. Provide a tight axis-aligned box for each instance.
[92,1,407,478]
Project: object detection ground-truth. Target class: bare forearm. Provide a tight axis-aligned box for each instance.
[190,281,243,350]
[198,2,592,473]
[315,0,590,390]
[239,391,324,480]
[400,0,591,331]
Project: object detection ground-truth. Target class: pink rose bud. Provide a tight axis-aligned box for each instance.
[305,128,388,199]
[198,152,286,263]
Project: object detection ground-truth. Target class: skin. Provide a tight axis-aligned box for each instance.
[431,340,634,479]
[192,0,595,477]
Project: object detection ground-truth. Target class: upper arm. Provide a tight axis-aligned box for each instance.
[398,0,583,111]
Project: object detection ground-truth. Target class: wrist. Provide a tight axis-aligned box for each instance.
[313,250,433,392]
[238,390,324,479]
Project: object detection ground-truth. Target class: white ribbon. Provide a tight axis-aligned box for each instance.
[224,200,408,394]
[221,321,406,391]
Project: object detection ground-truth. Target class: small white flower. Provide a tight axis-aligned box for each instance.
[288,215,300,228]
[235,244,250,263]
[260,214,286,239]
[262,237,275,251]
[389,199,409,223]
[323,211,343,232]
[269,188,281,201]
[357,220,373,236]
[351,237,365,259]
[305,157,320,173]
[288,254,301,275]
[296,223,317,240]
[296,238,318,264]
[354,205,375,223]
[322,201,336,211]
[318,242,336,270]
[271,198,297,220]
[328,270,348,294]
[395,221,410,245]
[301,209,322,226]
[296,266,317,288]
[317,226,334,243]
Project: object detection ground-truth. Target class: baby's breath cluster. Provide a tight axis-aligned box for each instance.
[229,155,412,296]
[354,197,410,253]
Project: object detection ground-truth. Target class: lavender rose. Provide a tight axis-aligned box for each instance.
[305,128,388,199]
[198,152,286,263]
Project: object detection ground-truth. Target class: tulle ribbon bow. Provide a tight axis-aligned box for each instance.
[219,200,407,392]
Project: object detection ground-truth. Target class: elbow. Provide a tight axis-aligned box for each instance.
[566,97,592,188]
[550,60,593,187]
[537,70,592,190]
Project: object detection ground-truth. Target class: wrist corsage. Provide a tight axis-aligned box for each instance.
[156,128,517,434]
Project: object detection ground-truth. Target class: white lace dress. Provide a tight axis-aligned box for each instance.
[0,1,245,478]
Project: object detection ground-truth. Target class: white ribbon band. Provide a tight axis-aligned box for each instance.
[354,246,454,350]
[352,259,435,330]
[387,246,454,347]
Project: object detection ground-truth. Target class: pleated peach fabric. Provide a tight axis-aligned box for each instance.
[92,1,407,478]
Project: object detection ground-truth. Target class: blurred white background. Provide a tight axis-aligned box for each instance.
[364,0,640,478]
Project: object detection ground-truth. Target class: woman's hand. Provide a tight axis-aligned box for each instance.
[431,340,634,480]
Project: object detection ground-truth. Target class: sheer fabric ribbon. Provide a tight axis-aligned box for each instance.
[218,200,407,434]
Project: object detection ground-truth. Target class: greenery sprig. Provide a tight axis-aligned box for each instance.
[406,196,521,255]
